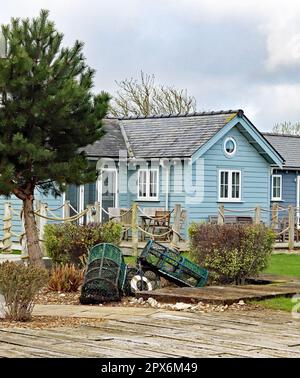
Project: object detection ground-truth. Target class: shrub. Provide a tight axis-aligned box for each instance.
[48,264,84,292]
[0,261,48,321]
[44,221,123,266]
[189,223,275,285]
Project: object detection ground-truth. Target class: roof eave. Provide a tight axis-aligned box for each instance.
[191,113,285,168]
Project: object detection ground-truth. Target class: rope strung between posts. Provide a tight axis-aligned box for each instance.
[11,208,23,217]
[10,230,26,244]
[274,226,290,236]
[68,202,79,214]
[106,207,133,219]
[2,216,12,252]
[137,206,174,220]
[260,207,287,213]
[223,207,256,213]
[218,207,225,222]
[136,225,183,240]
[33,208,88,222]
[46,203,65,212]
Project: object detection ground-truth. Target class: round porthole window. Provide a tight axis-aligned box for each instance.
[224,137,236,157]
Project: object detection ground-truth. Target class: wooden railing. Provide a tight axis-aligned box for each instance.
[1,201,184,257]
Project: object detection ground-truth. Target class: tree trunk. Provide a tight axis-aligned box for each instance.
[23,195,44,267]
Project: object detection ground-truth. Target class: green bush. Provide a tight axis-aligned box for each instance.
[189,223,275,285]
[0,261,48,321]
[44,221,122,266]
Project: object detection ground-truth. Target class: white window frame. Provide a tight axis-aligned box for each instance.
[218,169,241,202]
[271,174,282,201]
[223,137,237,158]
[137,168,159,201]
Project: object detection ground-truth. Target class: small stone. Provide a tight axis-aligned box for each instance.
[137,297,144,304]
[147,297,159,308]
[238,300,245,306]
[59,293,66,297]
[173,302,192,311]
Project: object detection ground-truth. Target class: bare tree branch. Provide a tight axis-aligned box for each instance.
[273,121,300,135]
[110,71,197,117]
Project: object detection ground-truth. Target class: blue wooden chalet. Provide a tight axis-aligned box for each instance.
[0,109,285,240]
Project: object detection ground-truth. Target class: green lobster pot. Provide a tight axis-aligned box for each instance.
[80,243,127,304]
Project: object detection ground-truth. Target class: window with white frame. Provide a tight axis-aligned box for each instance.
[138,168,159,200]
[219,170,241,201]
[272,174,282,201]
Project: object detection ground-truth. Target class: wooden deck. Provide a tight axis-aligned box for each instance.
[0,305,300,357]
[136,282,300,304]
[120,240,188,255]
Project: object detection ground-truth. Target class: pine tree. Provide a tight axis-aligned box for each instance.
[0,10,109,266]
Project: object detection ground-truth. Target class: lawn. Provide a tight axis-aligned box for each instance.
[253,253,300,312]
[264,253,300,277]
[124,256,138,266]
[252,296,300,314]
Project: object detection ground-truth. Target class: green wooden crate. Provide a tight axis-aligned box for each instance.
[139,240,208,287]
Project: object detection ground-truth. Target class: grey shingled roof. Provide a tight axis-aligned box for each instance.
[119,110,240,158]
[83,119,127,158]
[263,133,300,169]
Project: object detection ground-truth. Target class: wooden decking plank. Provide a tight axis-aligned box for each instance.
[137,283,300,304]
[78,318,300,357]
[1,307,300,358]
[75,322,300,358]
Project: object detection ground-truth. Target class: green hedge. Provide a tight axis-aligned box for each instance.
[189,223,275,285]
[44,221,123,266]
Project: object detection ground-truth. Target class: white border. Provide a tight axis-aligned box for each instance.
[223,137,237,158]
[137,168,159,201]
[271,174,282,201]
[218,169,241,202]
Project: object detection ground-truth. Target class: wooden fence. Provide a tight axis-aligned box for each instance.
[0,201,184,257]
[218,203,297,250]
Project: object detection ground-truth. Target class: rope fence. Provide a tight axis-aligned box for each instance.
[0,200,186,256]
[2,199,299,256]
[217,203,298,250]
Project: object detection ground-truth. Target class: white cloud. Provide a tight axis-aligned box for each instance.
[1,0,300,128]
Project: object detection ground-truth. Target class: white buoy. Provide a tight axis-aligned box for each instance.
[130,275,153,292]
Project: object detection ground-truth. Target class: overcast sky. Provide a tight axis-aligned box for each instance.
[2,0,300,131]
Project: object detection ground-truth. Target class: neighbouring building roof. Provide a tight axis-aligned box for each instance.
[263,133,300,169]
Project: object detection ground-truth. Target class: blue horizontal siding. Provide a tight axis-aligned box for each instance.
[0,191,63,242]
[187,127,272,228]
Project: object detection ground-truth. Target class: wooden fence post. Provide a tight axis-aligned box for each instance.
[254,205,261,225]
[94,201,101,223]
[131,202,138,257]
[20,208,28,261]
[271,203,278,229]
[2,202,12,253]
[172,204,182,248]
[38,203,47,256]
[218,204,224,225]
[35,200,41,237]
[288,205,295,251]
[86,205,93,224]
[63,200,70,221]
